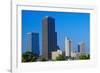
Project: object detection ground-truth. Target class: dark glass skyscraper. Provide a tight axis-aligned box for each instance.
[27,32,40,56]
[42,16,57,59]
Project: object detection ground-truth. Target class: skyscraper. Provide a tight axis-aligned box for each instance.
[78,42,85,54]
[65,37,72,57]
[27,32,40,56]
[42,16,57,59]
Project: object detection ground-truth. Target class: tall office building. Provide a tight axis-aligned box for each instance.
[27,32,40,56]
[42,16,57,59]
[78,42,85,54]
[65,37,72,57]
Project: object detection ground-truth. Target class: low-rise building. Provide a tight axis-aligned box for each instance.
[52,50,63,60]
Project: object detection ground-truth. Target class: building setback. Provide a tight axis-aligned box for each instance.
[42,16,58,59]
[27,32,40,56]
[65,37,72,57]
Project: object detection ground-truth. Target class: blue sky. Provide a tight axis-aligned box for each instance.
[22,10,90,54]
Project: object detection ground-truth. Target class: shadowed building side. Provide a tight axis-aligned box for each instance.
[27,32,40,56]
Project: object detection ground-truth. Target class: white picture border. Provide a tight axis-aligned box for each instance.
[11,2,97,73]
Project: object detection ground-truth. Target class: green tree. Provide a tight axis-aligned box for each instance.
[38,56,47,61]
[41,57,47,61]
[79,54,90,60]
[56,54,65,61]
[22,51,37,62]
[31,56,37,62]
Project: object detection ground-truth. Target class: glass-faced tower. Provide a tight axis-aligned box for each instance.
[42,16,57,59]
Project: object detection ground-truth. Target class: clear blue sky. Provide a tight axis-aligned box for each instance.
[22,10,90,54]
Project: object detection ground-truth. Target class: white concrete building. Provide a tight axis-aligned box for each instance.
[71,51,76,58]
[65,37,72,57]
[52,50,63,60]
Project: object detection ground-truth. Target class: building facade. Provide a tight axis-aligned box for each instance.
[78,42,85,55]
[52,50,63,60]
[42,16,58,59]
[65,37,72,57]
[27,32,40,56]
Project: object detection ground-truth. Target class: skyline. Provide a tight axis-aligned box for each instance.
[22,10,90,54]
